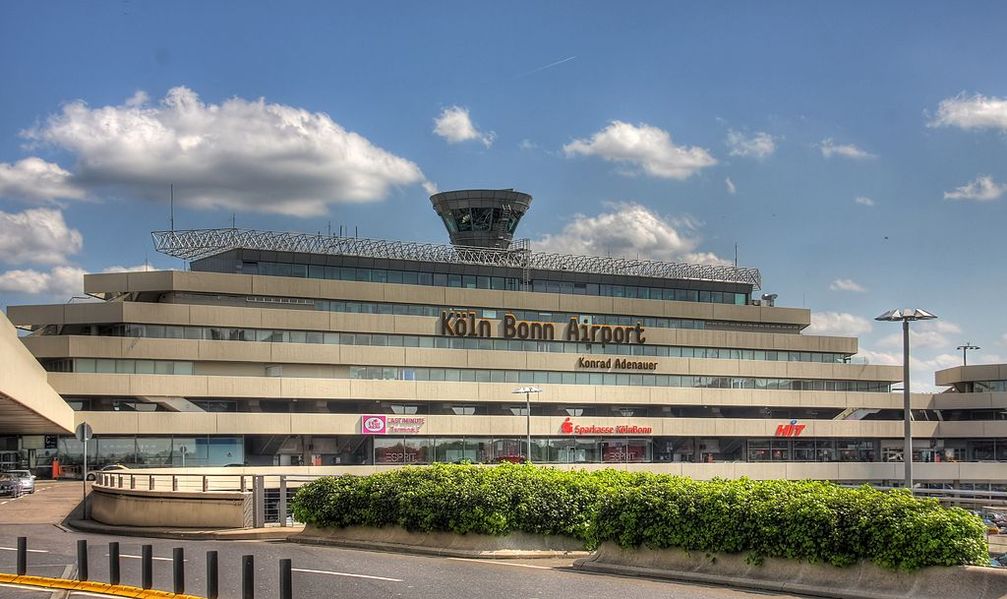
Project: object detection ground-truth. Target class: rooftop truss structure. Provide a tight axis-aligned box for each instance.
[151,228,761,289]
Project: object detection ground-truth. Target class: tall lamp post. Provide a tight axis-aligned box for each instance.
[875,308,937,492]
[956,342,980,366]
[512,386,542,462]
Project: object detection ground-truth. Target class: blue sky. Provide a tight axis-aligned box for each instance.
[2,1,1007,388]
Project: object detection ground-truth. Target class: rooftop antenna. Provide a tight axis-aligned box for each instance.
[231,213,236,230]
[327,221,332,236]
[169,184,174,232]
[355,225,358,238]
[734,243,738,267]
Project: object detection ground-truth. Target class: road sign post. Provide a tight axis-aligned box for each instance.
[75,422,92,520]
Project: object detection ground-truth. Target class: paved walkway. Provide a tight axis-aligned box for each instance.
[0,481,85,526]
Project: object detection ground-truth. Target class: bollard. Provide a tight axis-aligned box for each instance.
[206,550,219,599]
[173,547,185,594]
[16,537,26,576]
[279,558,292,599]
[141,544,153,589]
[76,539,88,581]
[108,541,120,585]
[242,554,254,599]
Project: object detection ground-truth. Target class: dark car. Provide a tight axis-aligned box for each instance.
[0,473,23,498]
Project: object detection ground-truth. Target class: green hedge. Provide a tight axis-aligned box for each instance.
[290,464,988,570]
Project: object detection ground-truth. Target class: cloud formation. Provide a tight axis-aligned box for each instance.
[21,87,428,217]
[563,121,716,179]
[0,263,153,298]
[944,175,1006,201]
[805,311,872,337]
[534,202,726,264]
[725,130,776,159]
[0,158,85,203]
[0,208,83,265]
[818,138,875,160]
[879,320,962,350]
[432,106,495,147]
[854,196,875,207]
[725,177,736,194]
[829,278,867,293]
[929,93,1007,131]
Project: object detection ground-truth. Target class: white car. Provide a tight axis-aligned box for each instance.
[85,464,127,481]
[7,470,34,494]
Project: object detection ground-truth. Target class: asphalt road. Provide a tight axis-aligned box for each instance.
[0,484,808,599]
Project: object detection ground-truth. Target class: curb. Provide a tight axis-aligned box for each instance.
[0,572,203,598]
[292,534,592,560]
[66,519,300,541]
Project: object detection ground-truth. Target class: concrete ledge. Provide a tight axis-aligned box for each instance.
[574,543,1007,599]
[292,524,589,559]
[68,518,301,541]
[90,485,251,529]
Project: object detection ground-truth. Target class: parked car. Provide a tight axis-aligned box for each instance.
[7,470,34,494]
[85,464,128,482]
[0,473,23,498]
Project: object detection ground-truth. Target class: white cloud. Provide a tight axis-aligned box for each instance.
[878,320,962,350]
[0,158,85,203]
[21,86,429,217]
[829,278,867,293]
[563,121,717,180]
[0,208,83,265]
[432,106,495,147]
[928,93,1007,131]
[534,202,726,264]
[725,130,776,159]
[818,138,875,160]
[725,177,736,194]
[519,139,537,151]
[0,263,156,298]
[944,175,1006,201]
[854,196,875,207]
[805,312,872,337]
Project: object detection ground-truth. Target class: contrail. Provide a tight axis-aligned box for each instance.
[517,56,577,78]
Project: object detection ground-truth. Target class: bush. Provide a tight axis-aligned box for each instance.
[291,465,988,569]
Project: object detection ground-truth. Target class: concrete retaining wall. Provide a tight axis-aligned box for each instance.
[293,524,588,558]
[90,486,252,529]
[575,543,1007,599]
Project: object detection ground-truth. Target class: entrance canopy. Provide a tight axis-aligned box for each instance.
[0,313,73,434]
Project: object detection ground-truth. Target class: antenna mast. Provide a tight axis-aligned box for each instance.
[170,184,174,232]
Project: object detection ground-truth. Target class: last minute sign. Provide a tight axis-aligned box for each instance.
[440,311,647,344]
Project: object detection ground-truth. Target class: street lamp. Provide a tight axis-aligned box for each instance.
[956,342,980,366]
[875,308,937,491]
[512,386,542,462]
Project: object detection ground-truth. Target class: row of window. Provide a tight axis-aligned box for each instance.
[349,366,892,392]
[251,261,751,305]
[43,359,193,375]
[73,323,848,364]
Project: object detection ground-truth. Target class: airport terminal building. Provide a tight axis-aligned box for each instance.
[4,189,1007,489]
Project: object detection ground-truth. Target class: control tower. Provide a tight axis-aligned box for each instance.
[430,189,532,249]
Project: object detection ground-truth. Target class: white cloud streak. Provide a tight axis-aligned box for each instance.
[725,130,776,159]
[0,207,83,265]
[928,93,1007,131]
[563,121,716,180]
[818,138,875,160]
[0,263,155,298]
[22,86,429,217]
[0,158,85,203]
[725,177,736,194]
[432,106,495,147]
[534,202,726,264]
[829,278,867,293]
[944,175,1006,201]
[854,196,875,207]
[805,312,872,337]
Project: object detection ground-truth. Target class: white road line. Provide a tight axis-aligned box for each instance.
[113,554,185,562]
[446,557,553,570]
[291,567,404,582]
[0,547,49,553]
[0,582,51,593]
[69,593,123,598]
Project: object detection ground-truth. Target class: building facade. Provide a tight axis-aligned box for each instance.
[4,190,1006,489]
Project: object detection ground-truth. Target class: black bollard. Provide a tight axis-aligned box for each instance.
[16,537,26,576]
[173,547,185,594]
[206,550,219,599]
[108,542,120,585]
[242,554,254,599]
[279,558,292,599]
[76,539,88,581]
[141,544,153,590]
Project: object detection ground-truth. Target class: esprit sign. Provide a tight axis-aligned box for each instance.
[440,311,646,344]
[561,417,653,435]
[360,415,426,435]
[775,420,806,437]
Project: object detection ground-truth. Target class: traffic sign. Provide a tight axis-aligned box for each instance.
[75,422,92,442]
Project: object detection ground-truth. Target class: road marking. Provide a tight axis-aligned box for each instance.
[69,593,123,598]
[0,582,51,593]
[113,554,186,562]
[446,558,552,570]
[0,547,49,553]
[292,567,404,582]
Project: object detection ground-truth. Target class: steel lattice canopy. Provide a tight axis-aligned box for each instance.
[875,308,938,322]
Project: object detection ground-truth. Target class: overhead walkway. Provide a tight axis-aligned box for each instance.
[0,312,73,434]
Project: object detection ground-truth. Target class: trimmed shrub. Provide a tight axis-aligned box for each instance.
[291,465,988,569]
